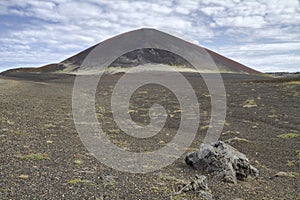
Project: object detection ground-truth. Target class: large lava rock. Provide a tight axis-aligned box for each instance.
[185,141,259,184]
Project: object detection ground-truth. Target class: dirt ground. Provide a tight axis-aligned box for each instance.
[0,72,299,199]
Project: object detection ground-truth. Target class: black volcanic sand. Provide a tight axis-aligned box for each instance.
[0,72,299,199]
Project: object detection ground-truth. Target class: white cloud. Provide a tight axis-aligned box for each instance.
[215,15,267,28]
[209,42,300,72]
[200,6,225,16]
[0,0,299,72]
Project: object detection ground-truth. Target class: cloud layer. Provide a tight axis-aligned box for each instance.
[0,0,299,72]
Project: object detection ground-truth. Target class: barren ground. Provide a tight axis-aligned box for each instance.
[0,72,299,199]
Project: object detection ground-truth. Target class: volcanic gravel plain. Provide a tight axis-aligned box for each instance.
[0,71,299,199]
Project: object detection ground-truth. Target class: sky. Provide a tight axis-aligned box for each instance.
[0,0,299,73]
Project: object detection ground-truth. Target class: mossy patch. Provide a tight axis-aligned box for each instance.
[200,125,212,131]
[286,160,296,167]
[287,81,300,85]
[296,150,300,159]
[44,123,56,128]
[173,193,187,199]
[19,174,29,179]
[277,133,299,139]
[104,180,116,188]
[67,179,92,185]
[17,153,50,161]
[11,130,28,135]
[74,159,84,165]
[222,130,238,135]
[258,73,272,77]
[243,99,257,108]
[226,137,250,143]
[267,114,277,118]
[158,174,183,183]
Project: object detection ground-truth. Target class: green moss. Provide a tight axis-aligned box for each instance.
[151,186,160,192]
[277,133,299,139]
[296,150,300,159]
[158,175,181,182]
[222,130,236,135]
[67,179,88,185]
[74,159,83,165]
[17,153,50,161]
[104,180,116,188]
[174,193,187,200]
[287,81,300,85]
[286,160,296,167]
[243,99,257,108]
[267,114,277,118]
[226,137,250,143]
[200,125,212,131]
[258,73,272,77]
[11,131,28,135]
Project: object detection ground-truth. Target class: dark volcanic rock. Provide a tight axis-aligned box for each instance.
[185,141,259,184]
[176,175,213,200]
[109,48,193,68]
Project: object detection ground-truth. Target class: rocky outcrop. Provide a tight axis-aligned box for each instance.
[109,48,193,68]
[175,175,213,200]
[185,141,259,184]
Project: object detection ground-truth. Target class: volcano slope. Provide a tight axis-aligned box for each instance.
[2,28,261,75]
[0,70,299,199]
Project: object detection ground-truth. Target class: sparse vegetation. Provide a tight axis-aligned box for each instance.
[222,130,237,135]
[296,150,300,159]
[277,133,299,139]
[287,81,300,85]
[286,160,296,167]
[158,174,183,183]
[243,98,257,108]
[104,180,116,188]
[44,123,56,128]
[67,179,91,185]
[1,66,300,199]
[18,174,29,179]
[267,114,277,118]
[226,137,250,143]
[17,153,50,161]
[11,130,27,135]
[200,125,212,131]
[173,193,187,200]
[258,73,272,77]
[74,159,83,165]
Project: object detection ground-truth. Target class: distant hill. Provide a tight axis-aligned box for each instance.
[2,28,261,75]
